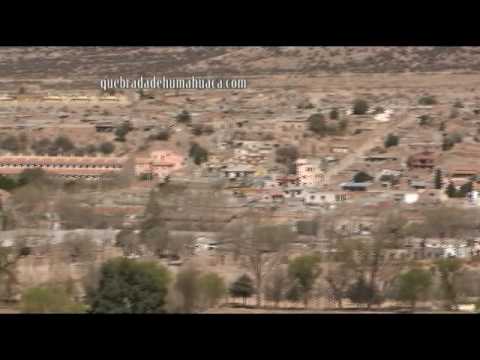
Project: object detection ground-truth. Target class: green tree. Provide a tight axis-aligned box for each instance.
[384,133,399,148]
[352,99,369,115]
[396,268,432,310]
[229,274,255,305]
[0,175,18,191]
[199,272,226,309]
[307,113,328,135]
[21,285,86,313]
[436,258,463,311]
[189,142,208,165]
[115,122,131,142]
[458,181,473,198]
[87,258,170,313]
[352,171,373,183]
[445,182,457,198]
[434,169,443,190]
[99,141,115,155]
[288,254,321,308]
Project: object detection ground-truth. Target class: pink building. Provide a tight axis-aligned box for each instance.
[135,150,185,178]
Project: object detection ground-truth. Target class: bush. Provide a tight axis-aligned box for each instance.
[115,122,131,142]
[189,143,208,165]
[352,99,369,115]
[418,96,437,105]
[353,171,373,183]
[84,144,97,155]
[384,133,399,148]
[1,136,19,152]
[53,136,75,154]
[176,110,191,124]
[153,130,171,141]
[275,145,299,164]
[99,142,115,155]
[296,220,318,236]
[31,138,52,155]
[307,113,328,135]
[329,108,339,120]
[21,285,86,313]
[419,115,432,126]
[0,175,18,191]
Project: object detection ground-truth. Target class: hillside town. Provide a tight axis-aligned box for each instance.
[1,47,480,313]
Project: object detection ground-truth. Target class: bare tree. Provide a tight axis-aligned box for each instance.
[60,233,97,263]
[264,267,289,308]
[228,216,295,308]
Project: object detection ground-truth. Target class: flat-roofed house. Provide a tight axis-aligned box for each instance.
[134,150,185,179]
[296,158,328,188]
[303,189,348,205]
[223,165,255,180]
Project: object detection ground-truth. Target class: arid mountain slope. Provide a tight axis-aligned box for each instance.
[1,47,480,79]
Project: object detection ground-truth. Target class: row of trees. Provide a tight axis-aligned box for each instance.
[0,134,115,156]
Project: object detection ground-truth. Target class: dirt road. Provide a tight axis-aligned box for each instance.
[326,109,415,180]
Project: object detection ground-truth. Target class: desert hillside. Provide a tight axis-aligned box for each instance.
[1,47,480,80]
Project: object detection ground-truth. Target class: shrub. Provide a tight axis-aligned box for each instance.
[1,136,19,152]
[99,142,115,155]
[176,110,191,124]
[352,99,369,115]
[353,171,373,183]
[21,285,86,313]
[307,113,327,135]
[384,133,399,148]
[189,143,208,165]
[329,108,339,120]
[418,95,437,105]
